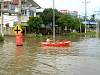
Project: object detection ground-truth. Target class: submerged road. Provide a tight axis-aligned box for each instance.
[0,36,100,75]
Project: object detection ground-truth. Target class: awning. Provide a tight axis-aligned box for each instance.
[82,21,97,25]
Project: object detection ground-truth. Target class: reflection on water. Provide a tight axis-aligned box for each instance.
[16,46,24,68]
[0,36,100,75]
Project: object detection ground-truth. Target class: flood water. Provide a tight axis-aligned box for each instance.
[0,35,100,75]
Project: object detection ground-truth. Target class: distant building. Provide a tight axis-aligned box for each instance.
[59,9,78,16]
[59,10,68,14]
[68,11,78,16]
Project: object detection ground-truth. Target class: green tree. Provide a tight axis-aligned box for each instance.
[40,8,61,26]
[27,16,43,33]
[90,14,95,21]
[72,16,81,31]
[57,14,81,32]
[0,35,4,42]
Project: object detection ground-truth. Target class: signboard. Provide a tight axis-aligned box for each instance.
[3,15,18,27]
[13,24,22,34]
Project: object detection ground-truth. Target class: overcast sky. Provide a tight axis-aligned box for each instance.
[34,0,100,16]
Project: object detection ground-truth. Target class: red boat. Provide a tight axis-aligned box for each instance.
[40,40,71,47]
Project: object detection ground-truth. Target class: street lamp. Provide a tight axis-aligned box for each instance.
[53,0,55,42]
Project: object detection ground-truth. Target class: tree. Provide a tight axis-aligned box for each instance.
[27,16,43,33]
[40,8,84,33]
[57,14,82,32]
[40,8,61,26]
[90,14,95,21]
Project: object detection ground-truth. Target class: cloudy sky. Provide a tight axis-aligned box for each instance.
[34,0,100,16]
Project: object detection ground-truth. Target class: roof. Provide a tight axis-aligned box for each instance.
[82,21,97,25]
[28,0,41,8]
[3,0,41,8]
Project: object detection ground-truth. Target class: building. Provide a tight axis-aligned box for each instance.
[59,10,68,14]
[59,9,78,16]
[0,0,41,35]
[68,11,78,16]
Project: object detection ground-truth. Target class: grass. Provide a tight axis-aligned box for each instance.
[0,35,4,42]
[25,31,98,42]
[63,31,97,41]
[64,31,96,36]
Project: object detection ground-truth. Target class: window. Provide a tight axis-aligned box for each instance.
[21,10,27,16]
[9,4,15,13]
[29,10,33,16]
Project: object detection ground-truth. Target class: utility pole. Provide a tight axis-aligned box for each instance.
[79,15,81,33]
[18,0,21,24]
[96,19,99,37]
[82,0,90,33]
[53,0,55,42]
[84,0,87,33]
[0,0,4,36]
[94,11,100,37]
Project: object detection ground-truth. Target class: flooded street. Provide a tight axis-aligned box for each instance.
[0,36,100,75]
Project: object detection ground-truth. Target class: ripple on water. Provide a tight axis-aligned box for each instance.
[0,37,100,75]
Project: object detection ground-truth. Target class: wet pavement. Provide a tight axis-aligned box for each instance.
[0,36,100,75]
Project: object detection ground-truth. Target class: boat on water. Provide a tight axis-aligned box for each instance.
[40,2,71,47]
[40,40,71,47]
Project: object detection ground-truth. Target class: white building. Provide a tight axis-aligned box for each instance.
[0,0,41,35]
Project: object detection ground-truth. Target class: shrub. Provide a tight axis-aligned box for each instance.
[33,33,43,41]
[0,35,4,42]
